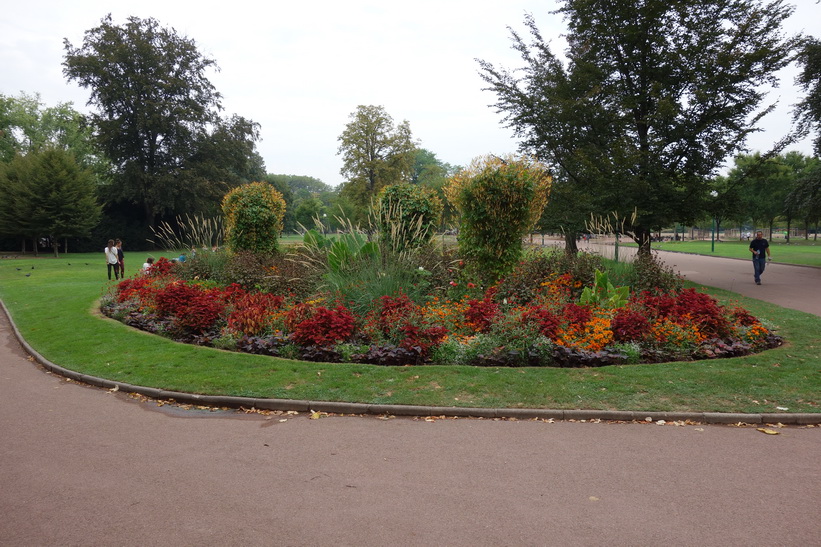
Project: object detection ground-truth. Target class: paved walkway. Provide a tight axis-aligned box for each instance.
[1,251,819,545]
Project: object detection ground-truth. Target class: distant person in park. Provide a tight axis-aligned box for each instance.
[749,231,771,285]
[142,257,154,272]
[105,239,119,280]
[115,239,125,278]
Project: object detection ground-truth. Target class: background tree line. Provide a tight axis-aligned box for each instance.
[2,3,820,255]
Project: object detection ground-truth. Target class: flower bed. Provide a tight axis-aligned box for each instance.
[101,256,782,367]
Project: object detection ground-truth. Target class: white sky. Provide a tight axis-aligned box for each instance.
[2,0,819,187]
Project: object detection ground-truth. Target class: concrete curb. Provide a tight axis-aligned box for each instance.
[2,299,818,425]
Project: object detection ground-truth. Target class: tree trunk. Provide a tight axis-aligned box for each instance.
[633,227,652,257]
[564,232,578,255]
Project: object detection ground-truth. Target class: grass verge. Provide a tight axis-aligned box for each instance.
[1,253,818,413]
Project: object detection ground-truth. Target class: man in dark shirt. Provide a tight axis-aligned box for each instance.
[749,231,771,285]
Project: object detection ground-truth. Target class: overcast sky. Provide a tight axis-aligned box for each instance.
[2,0,819,187]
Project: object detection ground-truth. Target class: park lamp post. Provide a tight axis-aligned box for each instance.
[710,190,719,253]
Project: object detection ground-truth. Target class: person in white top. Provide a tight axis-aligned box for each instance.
[105,239,119,280]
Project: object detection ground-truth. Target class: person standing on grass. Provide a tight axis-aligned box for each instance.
[115,239,125,278]
[749,231,771,285]
[105,239,119,280]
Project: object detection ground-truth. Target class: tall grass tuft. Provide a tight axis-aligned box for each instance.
[148,213,224,251]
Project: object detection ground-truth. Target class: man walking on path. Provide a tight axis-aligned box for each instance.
[749,231,771,285]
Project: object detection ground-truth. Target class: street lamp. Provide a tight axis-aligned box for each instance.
[710,190,718,252]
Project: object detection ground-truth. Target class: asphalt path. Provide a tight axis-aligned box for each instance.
[1,250,819,546]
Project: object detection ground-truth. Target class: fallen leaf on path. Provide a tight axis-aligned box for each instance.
[310,411,321,420]
[757,428,780,435]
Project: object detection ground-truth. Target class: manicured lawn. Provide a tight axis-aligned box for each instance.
[1,252,818,414]
[630,239,821,267]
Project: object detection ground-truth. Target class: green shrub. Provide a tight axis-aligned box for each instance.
[222,182,286,254]
[175,248,229,281]
[445,155,551,284]
[221,251,277,290]
[628,253,683,294]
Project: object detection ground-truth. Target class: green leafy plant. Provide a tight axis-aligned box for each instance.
[579,269,630,309]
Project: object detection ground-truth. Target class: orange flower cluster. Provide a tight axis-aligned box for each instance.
[554,314,614,352]
[421,296,469,333]
[539,273,579,301]
[649,317,704,347]
[739,322,771,346]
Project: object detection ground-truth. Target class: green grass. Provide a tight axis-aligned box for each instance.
[624,238,821,267]
[1,252,819,414]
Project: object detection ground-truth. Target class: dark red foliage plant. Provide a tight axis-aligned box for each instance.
[611,308,650,343]
[154,281,204,318]
[377,293,417,335]
[146,256,177,278]
[521,306,562,338]
[640,288,730,338]
[227,291,285,336]
[291,305,355,346]
[175,291,226,334]
[116,277,155,303]
[398,324,448,356]
[561,302,592,329]
[465,289,499,333]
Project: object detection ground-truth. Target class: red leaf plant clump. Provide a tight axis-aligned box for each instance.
[465,288,500,333]
[290,305,355,346]
[227,291,285,336]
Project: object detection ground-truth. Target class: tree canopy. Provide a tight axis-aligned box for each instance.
[0,92,100,169]
[337,105,417,223]
[63,14,261,228]
[0,148,101,256]
[478,0,798,253]
[794,37,821,156]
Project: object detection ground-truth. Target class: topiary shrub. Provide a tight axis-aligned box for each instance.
[376,183,443,252]
[221,182,286,254]
[444,154,551,284]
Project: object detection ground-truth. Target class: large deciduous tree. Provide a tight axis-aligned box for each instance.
[63,15,260,229]
[479,0,798,254]
[794,37,821,156]
[337,105,417,223]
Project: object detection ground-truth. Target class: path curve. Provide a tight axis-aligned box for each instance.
[1,251,820,545]
[1,305,819,545]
